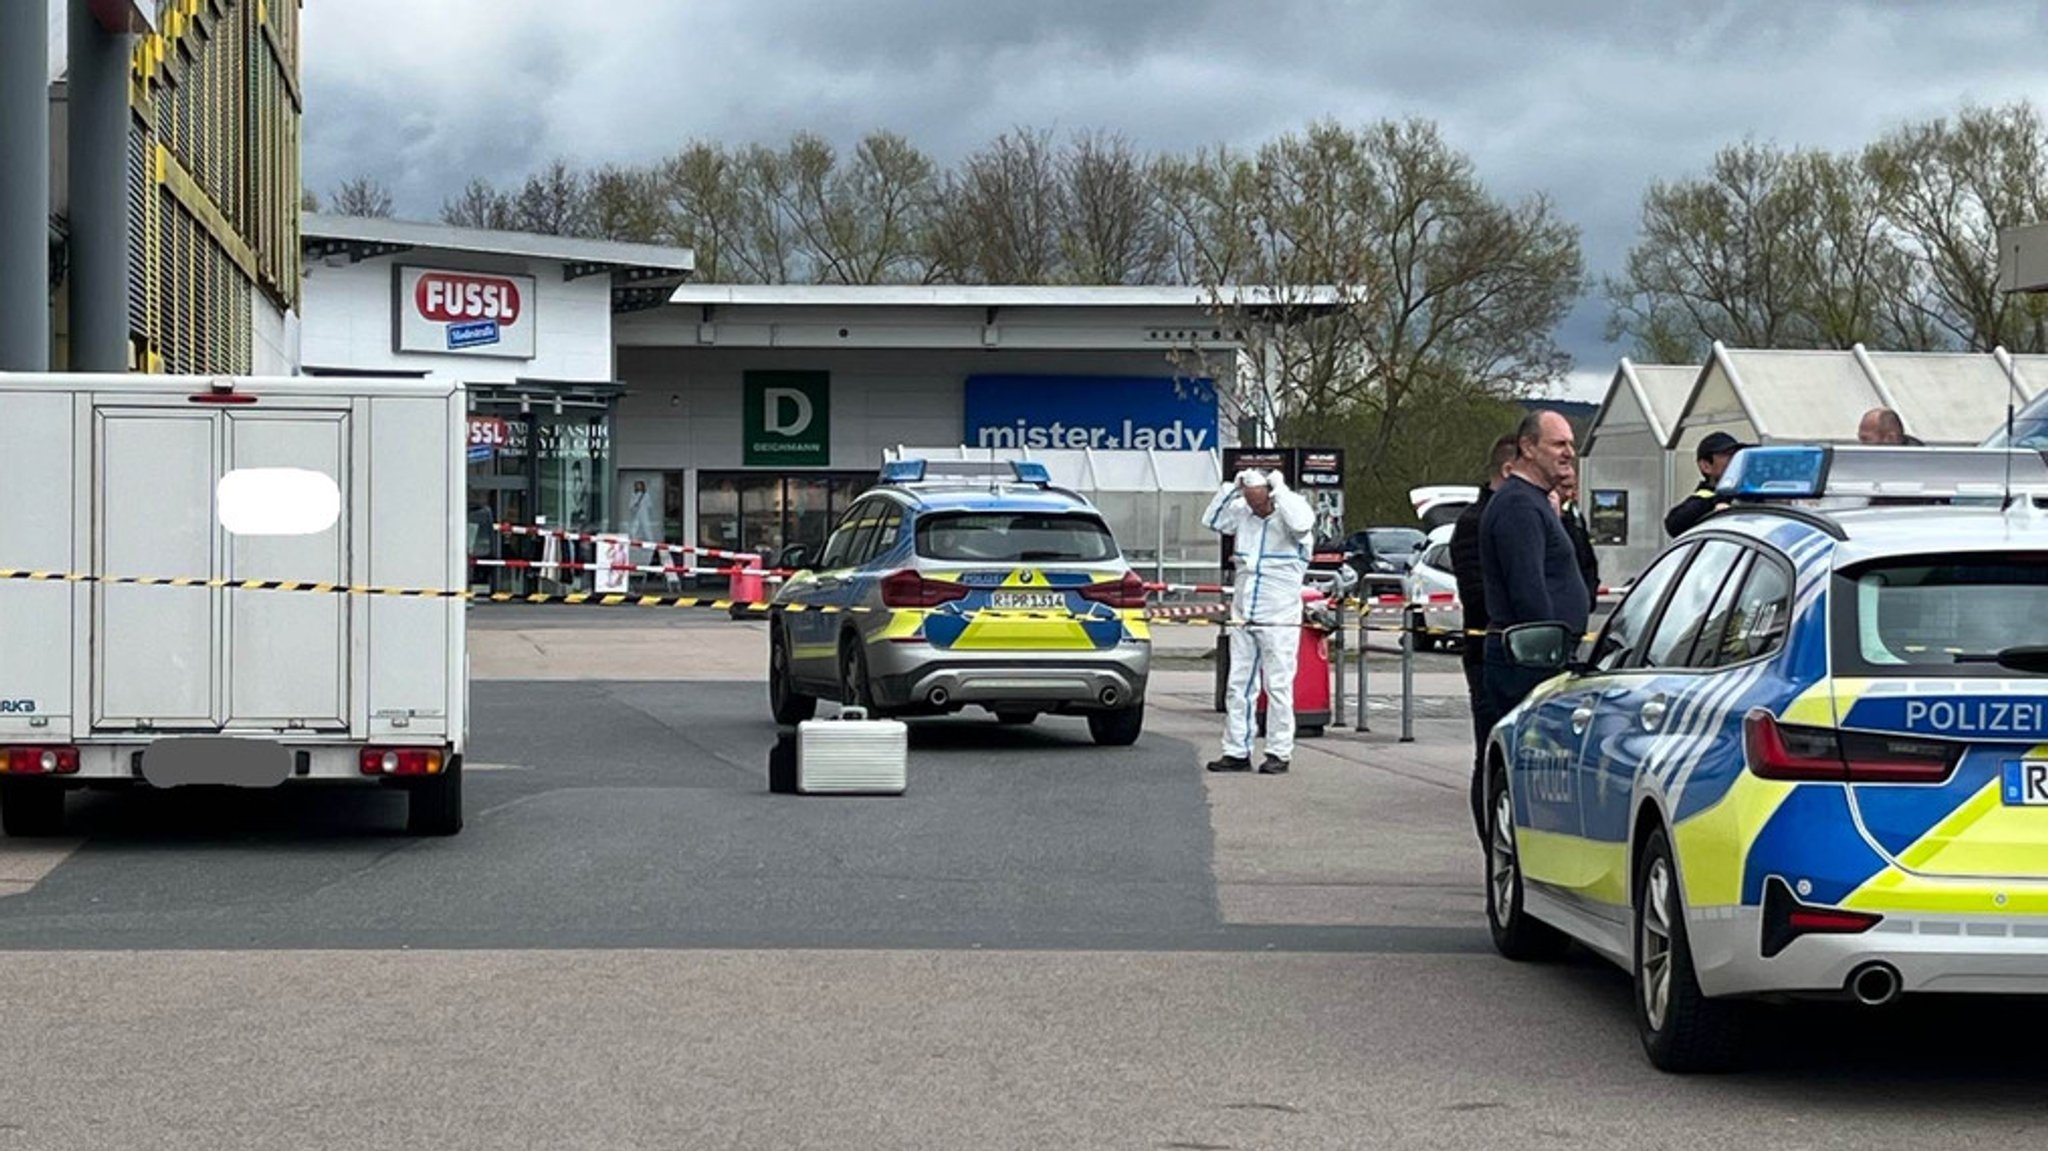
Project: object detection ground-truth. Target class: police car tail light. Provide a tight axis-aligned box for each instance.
[0,746,80,775]
[1079,572,1148,609]
[1745,711,1957,784]
[879,570,968,609]
[1836,731,1960,784]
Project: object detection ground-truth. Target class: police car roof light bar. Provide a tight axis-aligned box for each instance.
[1718,444,2048,504]
[880,459,927,484]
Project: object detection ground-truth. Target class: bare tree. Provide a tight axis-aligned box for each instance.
[778,131,938,284]
[1152,145,1260,285]
[1191,119,1582,458]
[660,142,749,282]
[1604,140,1814,362]
[328,175,394,218]
[511,159,591,236]
[586,165,671,243]
[1056,131,1168,285]
[440,177,516,230]
[1868,101,2048,351]
[927,128,1064,284]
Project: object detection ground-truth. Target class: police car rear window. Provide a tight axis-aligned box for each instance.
[1833,553,2048,675]
[914,513,1118,563]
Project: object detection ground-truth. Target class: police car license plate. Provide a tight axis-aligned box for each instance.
[2002,760,2048,806]
[990,591,1064,611]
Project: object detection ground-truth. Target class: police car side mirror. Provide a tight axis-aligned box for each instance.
[1504,622,1573,673]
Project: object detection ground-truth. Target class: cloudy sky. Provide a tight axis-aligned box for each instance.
[67,0,2048,399]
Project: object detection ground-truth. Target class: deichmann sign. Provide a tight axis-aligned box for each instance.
[965,375,1217,452]
[394,266,537,359]
[744,372,831,466]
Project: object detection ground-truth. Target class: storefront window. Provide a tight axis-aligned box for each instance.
[698,472,873,564]
[537,416,610,533]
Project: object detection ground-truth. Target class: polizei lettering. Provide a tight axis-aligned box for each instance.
[1903,698,2046,735]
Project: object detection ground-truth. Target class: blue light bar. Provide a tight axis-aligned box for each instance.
[1715,445,1828,500]
[1010,461,1051,484]
[881,459,926,484]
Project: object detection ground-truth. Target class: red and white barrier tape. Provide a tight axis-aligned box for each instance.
[491,522,760,565]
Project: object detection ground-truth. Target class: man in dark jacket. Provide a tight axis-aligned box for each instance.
[1664,431,1749,538]
[1556,468,1599,615]
[1479,410,1591,786]
[1452,433,1518,840]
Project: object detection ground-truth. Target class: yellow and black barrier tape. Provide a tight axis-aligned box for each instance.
[0,569,1596,638]
[0,568,873,614]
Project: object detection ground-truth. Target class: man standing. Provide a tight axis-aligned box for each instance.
[1664,431,1749,538]
[1859,407,1922,445]
[1479,411,1591,735]
[1453,433,1518,838]
[1556,466,1600,614]
[1204,468,1316,775]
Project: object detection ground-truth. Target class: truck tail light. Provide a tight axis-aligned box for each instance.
[1079,571,1148,609]
[1743,710,1957,784]
[359,748,444,776]
[879,570,969,609]
[0,746,80,775]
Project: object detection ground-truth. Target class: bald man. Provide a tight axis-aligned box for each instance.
[1858,408,1922,445]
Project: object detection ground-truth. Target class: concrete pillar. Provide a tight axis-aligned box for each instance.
[0,0,51,371]
[67,0,136,372]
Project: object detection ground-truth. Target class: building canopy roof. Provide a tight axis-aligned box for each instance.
[300,213,695,314]
[1583,359,1699,454]
[1664,342,2048,449]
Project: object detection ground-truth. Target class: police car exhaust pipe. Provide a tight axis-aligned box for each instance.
[928,687,949,707]
[1099,686,1119,707]
[1848,962,1901,1007]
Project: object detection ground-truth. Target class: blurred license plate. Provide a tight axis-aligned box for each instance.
[2002,760,2048,806]
[990,591,1064,611]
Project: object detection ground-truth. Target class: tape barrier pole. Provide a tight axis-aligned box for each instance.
[1331,597,1347,730]
[1356,612,1370,734]
[1400,609,1415,744]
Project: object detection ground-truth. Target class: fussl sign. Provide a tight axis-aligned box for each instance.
[395,266,537,359]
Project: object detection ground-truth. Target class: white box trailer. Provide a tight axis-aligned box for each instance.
[0,373,468,837]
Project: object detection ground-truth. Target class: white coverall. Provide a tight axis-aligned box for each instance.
[1203,471,1317,761]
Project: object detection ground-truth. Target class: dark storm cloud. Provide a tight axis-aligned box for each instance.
[300,0,2048,393]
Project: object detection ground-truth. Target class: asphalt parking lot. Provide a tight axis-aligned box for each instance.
[1,611,2043,1150]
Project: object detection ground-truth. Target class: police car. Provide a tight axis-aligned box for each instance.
[766,459,1151,745]
[1482,444,2048,1072]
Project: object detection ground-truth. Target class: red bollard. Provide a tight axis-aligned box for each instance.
[1257,588,1334,738]
[727,555,765,605]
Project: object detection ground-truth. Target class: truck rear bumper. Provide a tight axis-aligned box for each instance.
[3,740,455,785]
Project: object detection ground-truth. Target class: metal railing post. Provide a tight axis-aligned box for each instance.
[1331,599,1347,729]
[1399,610,1416,744]
[1356,610,1371,733]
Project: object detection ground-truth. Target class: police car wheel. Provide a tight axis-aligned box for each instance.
[839,634,877,712]
[0,780,64,838]
[1633,826,1743,1073]
[1088,706,1144,747]
[1485,768,1569,961]
[769,623,818,726]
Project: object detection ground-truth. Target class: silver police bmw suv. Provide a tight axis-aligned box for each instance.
[766,460,1153,745]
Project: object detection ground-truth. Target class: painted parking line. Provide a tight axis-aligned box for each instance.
[0,839,83,899]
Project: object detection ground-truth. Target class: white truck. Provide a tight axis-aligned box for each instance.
[0,373,468,837]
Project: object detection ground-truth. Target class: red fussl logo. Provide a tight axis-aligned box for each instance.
[415,273,522,326]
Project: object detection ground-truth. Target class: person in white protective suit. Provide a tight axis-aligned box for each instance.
[1202,467,1317,774]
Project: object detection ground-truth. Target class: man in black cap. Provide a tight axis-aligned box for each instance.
[1664,431,1749,538]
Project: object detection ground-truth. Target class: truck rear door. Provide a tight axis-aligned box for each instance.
[92,399,351,734]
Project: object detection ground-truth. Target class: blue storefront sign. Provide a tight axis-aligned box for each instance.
[964,375,1218,451]
[447,320,502,350]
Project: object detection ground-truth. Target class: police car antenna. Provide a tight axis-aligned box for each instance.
[2005,396,2018,511]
